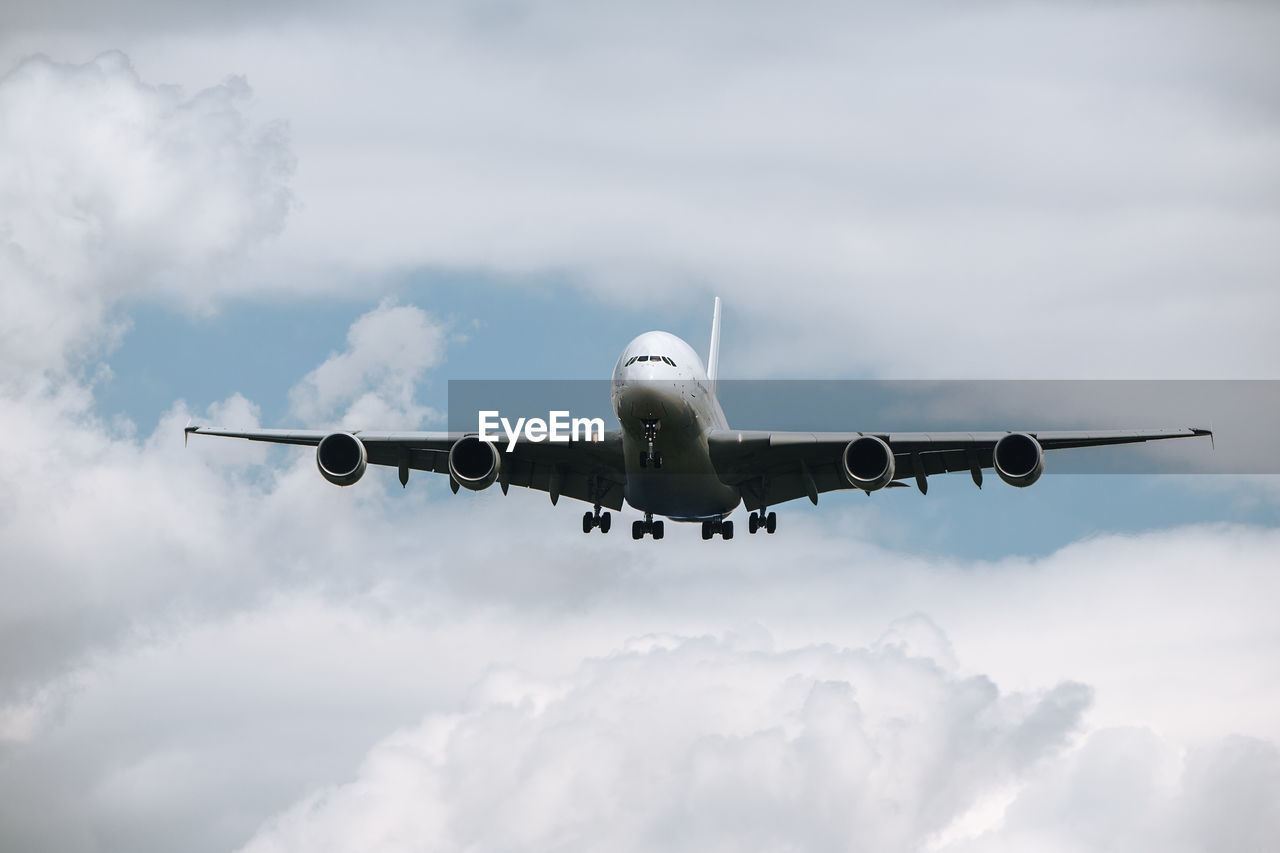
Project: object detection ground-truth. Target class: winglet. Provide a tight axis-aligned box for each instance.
[1191,427,1214,449]
[184,421,199,448]
[707,296,721,387]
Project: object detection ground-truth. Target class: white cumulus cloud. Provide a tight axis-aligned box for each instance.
[240,628,1091,853]
[953,728,1280,853]
[287,299,446,427]
[0,51,292,382]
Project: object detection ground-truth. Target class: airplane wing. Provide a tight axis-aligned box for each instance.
[706,428,1213,509]
[185,427,629,510]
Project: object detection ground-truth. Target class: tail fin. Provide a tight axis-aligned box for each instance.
[707,296,722,385]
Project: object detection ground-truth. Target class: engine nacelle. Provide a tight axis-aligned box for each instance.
[316,432,368,487]
[842,435,896,492]
[993,432,1045,487]
[448,435,501,491]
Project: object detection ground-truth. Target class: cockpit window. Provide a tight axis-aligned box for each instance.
[626,354,676,367]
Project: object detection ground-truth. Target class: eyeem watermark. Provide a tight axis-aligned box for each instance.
[478,410,605,452]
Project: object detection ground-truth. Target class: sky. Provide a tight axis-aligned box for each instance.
[1,1,1279,851]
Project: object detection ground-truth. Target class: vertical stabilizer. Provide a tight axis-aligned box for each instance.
[707,296,722,385]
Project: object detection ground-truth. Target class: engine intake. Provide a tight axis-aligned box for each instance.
[316,432,368,487]
[448,435,501,491]
[842,435,896,492]
[993,432,1044,487]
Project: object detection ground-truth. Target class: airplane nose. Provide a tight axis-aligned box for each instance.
[622,382,668,420]
[631,399,667,419]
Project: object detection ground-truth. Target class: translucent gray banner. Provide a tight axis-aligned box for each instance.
[448,380,1279,474]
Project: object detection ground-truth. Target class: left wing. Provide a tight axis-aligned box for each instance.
[185,427,628,509]
[707,427,1212,509]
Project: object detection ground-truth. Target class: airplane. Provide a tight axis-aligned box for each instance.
[186,298,1212,540]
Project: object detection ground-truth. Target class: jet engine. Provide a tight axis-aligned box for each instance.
[448,436,501,491]
[316,432,368,486]
[842,435,896,492]
[993,432,1044,487]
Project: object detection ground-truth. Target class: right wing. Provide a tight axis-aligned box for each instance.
[185,426,629,509]
[706,427,1212,509]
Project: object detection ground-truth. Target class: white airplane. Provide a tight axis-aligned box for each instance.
[187,298,1212,540]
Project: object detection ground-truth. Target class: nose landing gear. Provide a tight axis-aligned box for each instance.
[582,505,612,534]
[638,420,663,469]
[632,513,664,540]
[747,511,777,534]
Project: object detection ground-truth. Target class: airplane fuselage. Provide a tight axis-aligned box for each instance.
[611,331,740,521]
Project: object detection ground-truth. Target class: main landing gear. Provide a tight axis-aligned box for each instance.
[747,510,777,534]
[638,420,662,469]
[701,518,734,540]
[632,513,664,540]
[583,505,612,534]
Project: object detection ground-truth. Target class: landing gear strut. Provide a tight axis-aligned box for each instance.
[638,420,662,469]
[747,510,777,534]
[582,505,612,534]
[701,518,734,540]
[632,513,664,540]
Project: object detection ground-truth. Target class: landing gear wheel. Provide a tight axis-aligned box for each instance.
[765,511,776,534]
[633,513,661,540]
[584,507,611,534]
[702,517,735,540]
[653,452,663,469]
[748,514,759,534]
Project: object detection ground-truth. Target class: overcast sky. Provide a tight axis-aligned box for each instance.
[2,2,1278,851]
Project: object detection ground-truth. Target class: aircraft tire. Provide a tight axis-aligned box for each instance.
[600,512,611,533]
[766,512,776,534]
[653,520,664,540]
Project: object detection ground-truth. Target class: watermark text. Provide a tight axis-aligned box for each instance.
[478,410,605,452]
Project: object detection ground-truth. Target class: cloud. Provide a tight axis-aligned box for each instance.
[2,418,1277,853]
[287,299,446,428]
[954,729,1280,853]
[239,627,1091,853]
[8,3,1275,380]
[0,51,292,382]
[0,48,305,720]
[179,0,1277,379]
[1,258,1275,853]
[0,0,330,32]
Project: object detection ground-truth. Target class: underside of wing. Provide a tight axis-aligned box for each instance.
[707,427,1211,510]
[186,426,628,510]
[399,432,628,510]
